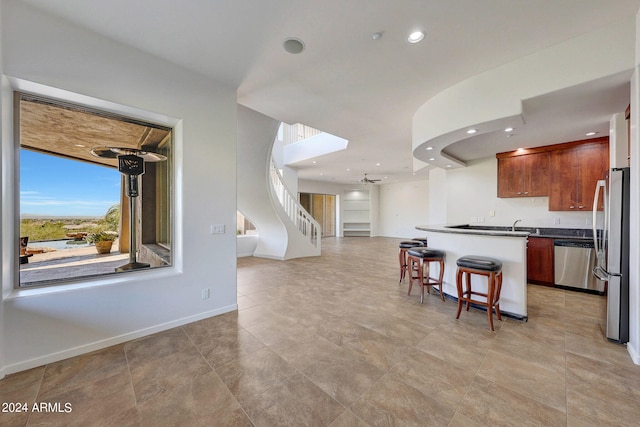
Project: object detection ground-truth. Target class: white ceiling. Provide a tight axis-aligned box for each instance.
[22,0,640,185]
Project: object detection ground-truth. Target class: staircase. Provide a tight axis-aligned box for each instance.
[237,105,321,259]
[269,159,321,251]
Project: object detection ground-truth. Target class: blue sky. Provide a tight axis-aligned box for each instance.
[20,149,121,218]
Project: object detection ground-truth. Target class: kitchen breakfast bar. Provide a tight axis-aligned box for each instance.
[416,225,530,320]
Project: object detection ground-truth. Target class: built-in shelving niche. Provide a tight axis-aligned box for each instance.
[343,189,370,237]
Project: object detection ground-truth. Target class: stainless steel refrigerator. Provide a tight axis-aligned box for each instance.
[592,167,630,343]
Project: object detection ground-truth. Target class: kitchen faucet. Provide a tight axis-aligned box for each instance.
[512,219,522,232]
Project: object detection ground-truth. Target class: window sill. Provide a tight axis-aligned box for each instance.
[6,266,182,301]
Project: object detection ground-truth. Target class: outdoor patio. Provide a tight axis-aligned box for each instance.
[19,240,129,284]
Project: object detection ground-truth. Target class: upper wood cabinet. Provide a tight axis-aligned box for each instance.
[498,137,609,210]
[497,152,550,197]
[549,139,609,211]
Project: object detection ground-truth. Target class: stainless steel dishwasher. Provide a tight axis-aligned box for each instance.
[554,240,603,293]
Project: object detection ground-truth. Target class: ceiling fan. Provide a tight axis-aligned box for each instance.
[360,173,381,184]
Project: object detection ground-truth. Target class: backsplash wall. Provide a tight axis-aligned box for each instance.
[444,157,594,229]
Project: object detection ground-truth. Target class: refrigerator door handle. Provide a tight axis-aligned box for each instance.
[592,265,609,281]
[592,179,607,262]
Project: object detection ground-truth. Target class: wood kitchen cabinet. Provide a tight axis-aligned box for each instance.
[527,237,554,286]
[497,152,549,197]
[549,138,609,211]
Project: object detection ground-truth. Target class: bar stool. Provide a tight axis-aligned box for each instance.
[412,237,428,246]
[455,255,503,331]
[406,247,446,303]
[398,241,424,283]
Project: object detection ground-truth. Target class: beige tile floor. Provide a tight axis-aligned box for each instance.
[2,237,639,426]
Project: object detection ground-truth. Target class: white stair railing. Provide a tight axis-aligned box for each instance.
[269,160,321,250]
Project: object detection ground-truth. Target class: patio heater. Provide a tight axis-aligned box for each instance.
[90,147,167,271]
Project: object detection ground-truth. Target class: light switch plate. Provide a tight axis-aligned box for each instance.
[210,224,225,234]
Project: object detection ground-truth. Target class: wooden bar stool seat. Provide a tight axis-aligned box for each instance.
[398,241,424,283]
[411,237,428,246]
[455,255,503,331]
[406,247,446,303]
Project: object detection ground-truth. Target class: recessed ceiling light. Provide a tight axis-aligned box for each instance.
[586,131,598,136]
[376,162,381,166]
[446,165,452,168]
[504,127,515,132]
[428,157,435,161]
[312,161,317,164]
[372,32,383,40]
[408,31,425,43]
[346,168,350,171]
[467,129,477,134]
[426,146,433,150]
[283,38,305,54]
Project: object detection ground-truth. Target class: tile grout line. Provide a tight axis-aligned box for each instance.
[24,365,47,427]
[122,343,139,409]
[180,325,257,426]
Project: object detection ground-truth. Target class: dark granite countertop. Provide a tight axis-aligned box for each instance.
[416,224,595,241]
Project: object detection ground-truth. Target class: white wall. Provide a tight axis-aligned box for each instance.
[237,235,259,257]
[627,9,640,364]
[378,180,429,238]
[429,168,447,225]
[0,1,5,379]
[237,105,287,259]
[298,179,346,195]
[1,1,238,375]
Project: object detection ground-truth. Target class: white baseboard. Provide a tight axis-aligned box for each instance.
[628,342,640,365]
[252,252,285,260]
[3,304,237,376]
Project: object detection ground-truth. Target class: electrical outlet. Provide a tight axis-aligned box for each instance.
[477,216,485,223]
[489,210,495,217]
[201,288,210,300]
[553,217,560,225]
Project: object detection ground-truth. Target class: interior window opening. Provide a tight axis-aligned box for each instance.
[17,94,173,287]
[236,212,257,235]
